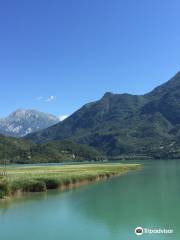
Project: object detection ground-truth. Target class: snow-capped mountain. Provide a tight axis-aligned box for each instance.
[0,109,59,137]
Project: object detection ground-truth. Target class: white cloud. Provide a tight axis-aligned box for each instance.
[59,115,68,121]
[35,96,43,101]
[46,95,56,102]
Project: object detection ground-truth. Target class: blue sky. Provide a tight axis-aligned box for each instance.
[0,0,180,118]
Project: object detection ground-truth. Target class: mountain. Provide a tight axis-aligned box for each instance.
[26,72,180,159]
[0,135,102,164]
[0,109,59,137]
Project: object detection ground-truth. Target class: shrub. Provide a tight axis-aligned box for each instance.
[43,178,60,189]
[22,180,46,192]
[63,178,71,186]
[0,179,10,198]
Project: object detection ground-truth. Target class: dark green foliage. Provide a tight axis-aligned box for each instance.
[42,178,60,189]
[29,140,102,162]
[0,135,31,163]
[0,135,103,164]
[22,180,46,192]
[26,72,180,159]
[0,179,10,198]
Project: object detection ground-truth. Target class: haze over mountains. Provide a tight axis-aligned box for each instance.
[0,109,59,137]
[26,72,180,159]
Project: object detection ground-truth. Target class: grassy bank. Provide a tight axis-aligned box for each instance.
[0,163,141,198]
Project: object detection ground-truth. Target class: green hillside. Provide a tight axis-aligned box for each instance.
[26,72,180,159]
[0,135,102,164]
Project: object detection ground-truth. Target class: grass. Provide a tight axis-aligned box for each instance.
[0,163,141,198]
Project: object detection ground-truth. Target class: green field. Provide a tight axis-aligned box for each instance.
[0,163,141,198]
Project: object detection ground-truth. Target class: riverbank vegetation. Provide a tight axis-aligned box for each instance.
[0,163,141,198]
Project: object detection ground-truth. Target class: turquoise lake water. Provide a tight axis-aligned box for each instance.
[0,160,179,239]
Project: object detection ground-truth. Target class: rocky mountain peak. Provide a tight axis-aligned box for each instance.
[0,109,59,137]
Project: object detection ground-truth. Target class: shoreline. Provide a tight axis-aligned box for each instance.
[0,163,141,200]
[1,173,120,201]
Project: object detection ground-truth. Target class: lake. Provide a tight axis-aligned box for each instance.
[0,160,179,239]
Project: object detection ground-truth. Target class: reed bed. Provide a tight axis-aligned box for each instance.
[0,163,141,198]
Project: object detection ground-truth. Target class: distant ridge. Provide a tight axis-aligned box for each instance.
[26,72,180,159]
